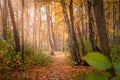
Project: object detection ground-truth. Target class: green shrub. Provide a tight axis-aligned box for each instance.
[31,52,51,66]
[0,39,51,79]
[23,44,51,66]
[0,40,21,69]
[0,40,51,69]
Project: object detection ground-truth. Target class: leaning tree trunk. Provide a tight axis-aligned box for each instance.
[61,0,81,65]
[69,0,81,64]
[93,0,115,76]
[8,0,20,52]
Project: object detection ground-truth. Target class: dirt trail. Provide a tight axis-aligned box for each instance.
[26,52,76,80]
[21,52,92,80]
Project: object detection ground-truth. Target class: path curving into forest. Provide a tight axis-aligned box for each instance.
[12,52,93,80]
[27,52,77,80]
[25,52,75,80]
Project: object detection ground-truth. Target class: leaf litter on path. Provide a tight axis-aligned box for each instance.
[4,52,94,80]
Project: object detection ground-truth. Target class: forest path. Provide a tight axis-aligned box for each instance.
[24,52,92,80]
[27,52,78,80]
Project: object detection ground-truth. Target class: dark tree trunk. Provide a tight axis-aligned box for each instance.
[8,0,20,52]
[93,0,115,76]
[77,22,89,66]
[61,0,81,65]
[69,0,81,64]
[77,1,87,56]
[87,0,100,52]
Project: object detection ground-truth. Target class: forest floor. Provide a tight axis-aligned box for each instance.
[3,52,93,80]
[22,52,93,80]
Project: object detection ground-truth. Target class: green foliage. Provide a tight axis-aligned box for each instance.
[111,43,120,63]
[87,72,110,80]
[83,52,112,70]
[83,52,120,79]
[23,45,51,66]
[0,40,51,69]
[111,77,120,80]
[111,43,120,75]
[110,30,120,35]
[113,62,120,74]
[74,39,92,53]
[0,39,21,69]
[110,43,120,75]
[31,51,51,66]
[0,40,51,79]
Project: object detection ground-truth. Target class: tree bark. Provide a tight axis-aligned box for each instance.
[77,1,87,56]
[87,0,100,52]
[61,0,81,64]
[8,0,20,52]
[77,22,86,56]
[69,0,81,64]
[93,0,115,76]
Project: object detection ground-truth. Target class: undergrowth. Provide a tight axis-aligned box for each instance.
[0,39,51,79]
[110,43,120,63]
